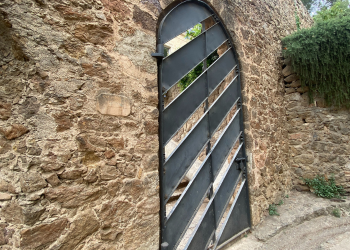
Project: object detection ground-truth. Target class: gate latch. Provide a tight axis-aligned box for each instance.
[235,157,246,171]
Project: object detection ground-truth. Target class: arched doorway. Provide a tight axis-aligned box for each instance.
[153,1,251,249]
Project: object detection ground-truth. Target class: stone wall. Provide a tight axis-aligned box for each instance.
[283,60,350,193]
[0,0,313,249]
[0,0,160,249]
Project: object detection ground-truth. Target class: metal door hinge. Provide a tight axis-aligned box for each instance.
[152,44,165,59]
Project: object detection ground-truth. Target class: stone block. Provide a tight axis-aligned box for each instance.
[20,172,47,193]
[53,210,99,250]
[20,219,68,249]
[297,86,309,93]
[289,80,301,88]
[284,74,299,83]
[282,65,294,77]
[133,5,156,32]
[97,94,131,117]
[0,192,11,201]
[45,184,102,208]
[0,124,29,140]
[293,154,314,165]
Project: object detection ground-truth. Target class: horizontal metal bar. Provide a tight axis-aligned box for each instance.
[163,77,240,201]
[159,2,212,44]
[216,180,251,247]
[162,23,227,91]
[163,161,212,250]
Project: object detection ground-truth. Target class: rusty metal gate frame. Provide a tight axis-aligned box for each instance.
[152,1,251,249]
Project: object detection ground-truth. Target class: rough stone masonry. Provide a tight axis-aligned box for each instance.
[0,0,313,249]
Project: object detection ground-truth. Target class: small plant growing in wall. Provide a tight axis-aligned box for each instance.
[268,200,284,216]
[302,175,345,199]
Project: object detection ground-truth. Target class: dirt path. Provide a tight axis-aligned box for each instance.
[223,191,350,250]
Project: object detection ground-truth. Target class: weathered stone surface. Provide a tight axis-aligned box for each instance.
[133,5,157,32]
[96,94,131,117]
[100,165,119,180]
[144,120,158,135]
[46,174,61,187]
[285,74,300,83]
[20,172,47,193]
[0,137,11,154]
[107,138,124,151]
[0,124,29,140]
[284,67,350,191]
[59,168,86,180]
[23,206,46,226]
[289,80,302,88]
[74,23,113,45]
[20,219,68,249]
[104,150,115,159]
[99,198,135,228]
[0,192,11,201]
[84,168,98,183]
[55,210,99,250]
[0,101,11,120]
[45,184,102,208]
[282,65,294,77]
[1,201,23,224]
[19,97,40,119]
[136,196,159,215]
[54,112,73,132]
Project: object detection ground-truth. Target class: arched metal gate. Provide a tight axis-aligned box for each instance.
[152,1,251,249]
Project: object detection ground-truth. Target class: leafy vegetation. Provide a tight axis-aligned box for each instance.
[313,0,350,21]
[282,2,350,107]
[269,204,279,216]
[302,175,345,199]
[301,0,339,13]
[178,24,219,91]
[268,200,284,216]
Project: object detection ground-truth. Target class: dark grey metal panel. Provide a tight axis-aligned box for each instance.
[185,202,216,250]
[162,24,227,91]
[160,2,212,44]
[164,160,212,250]
[163,117,209,200]
[184,146,243,250]
[211,110,241,179]
[209,77,239,135]
[163,73,207,145]
[213,152,242,226]
[162,64,238,145]
[217,180,251,246]
[163,77,239,200]
[208,49,236,93]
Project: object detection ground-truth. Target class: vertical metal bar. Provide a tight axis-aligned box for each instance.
[157,54,167,249]
[236,64,252,228]
[202,20,217,245]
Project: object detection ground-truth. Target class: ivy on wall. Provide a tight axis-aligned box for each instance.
[282,14,350,107]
